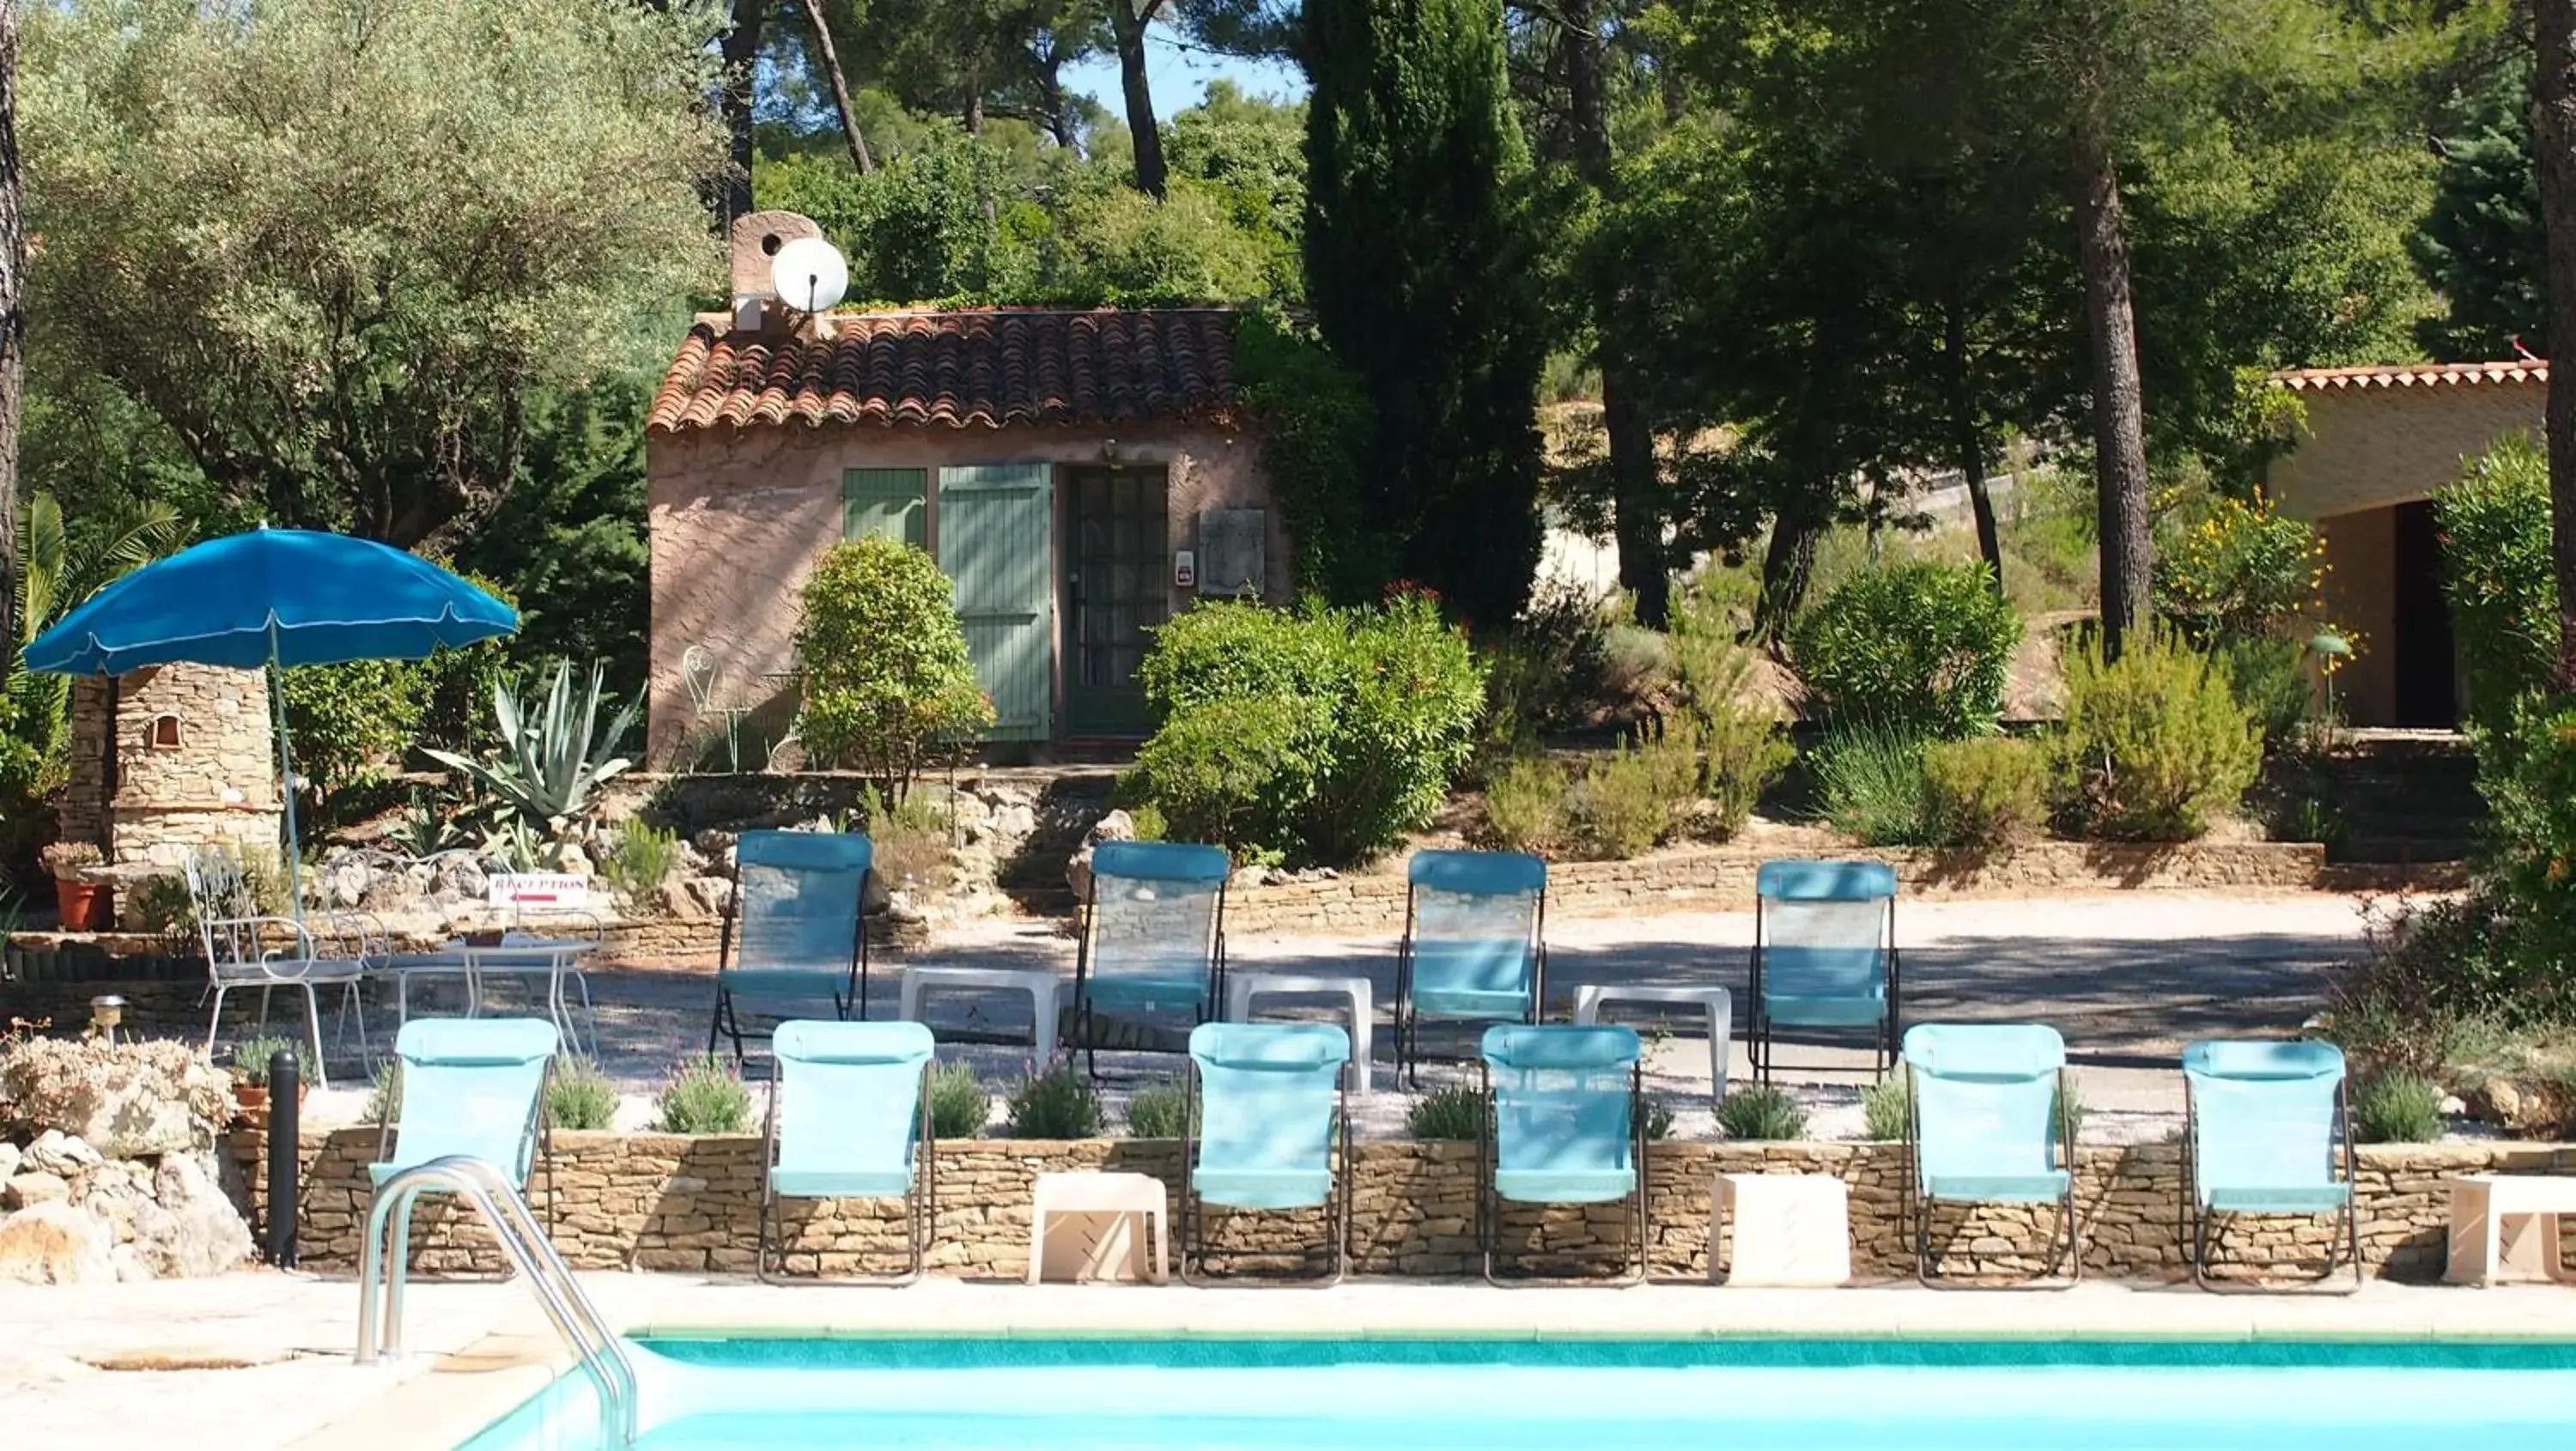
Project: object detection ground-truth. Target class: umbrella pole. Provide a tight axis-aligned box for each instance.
[269,622,305,921]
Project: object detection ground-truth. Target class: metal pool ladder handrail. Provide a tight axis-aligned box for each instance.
[356,1155,639,1448]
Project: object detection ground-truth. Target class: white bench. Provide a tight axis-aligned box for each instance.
[1027,1170,1169,1284]
[1572,984,1734,1105]
[2445,1174,2576,1286]
[898,967,1061,1061]
[1714,1172,1850,1286]
[1223,971,1372,1096]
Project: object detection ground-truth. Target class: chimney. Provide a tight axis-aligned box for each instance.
[728,210,823,333]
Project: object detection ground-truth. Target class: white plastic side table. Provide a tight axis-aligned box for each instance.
[2445,1174,2576,1285]
[1714,1172,1850,1286]
[900,967,1060,1061]
[1223,972,1372,1096]
[1027,1170,1169,1284]
[1574,984,1733,1105]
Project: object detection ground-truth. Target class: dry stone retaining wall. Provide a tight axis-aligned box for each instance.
[230,1129,2575,1284]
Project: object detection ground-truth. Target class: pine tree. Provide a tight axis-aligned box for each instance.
[1303,0,1545,627]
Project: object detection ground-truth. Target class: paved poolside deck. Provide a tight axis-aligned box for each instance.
[7,1268,2573,1451]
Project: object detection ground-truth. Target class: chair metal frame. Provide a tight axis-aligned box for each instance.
[1177,1053,1352,1287]
[756,1059,936,1286]
[189,848,368,1090]
[681,641,758,773]
[1902,1058,2081,1290]
[707,833,872,1066]
[1747,862,1900,1084]
[370,1044,556,1240]
[1070,843,1230,1079]
[2178,1056,2362,1295]
[1475,1049,1649,1286]
[1394,853,1547,1089]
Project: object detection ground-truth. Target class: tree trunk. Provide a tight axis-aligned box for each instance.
[1113,1,1169,199]
[2538,0,2576,689]
[1755,501,1824,641]
[800,0,875,174]
[715,0,766,226]
[1940,289,2003,592]
[1564,0,1666,626]
[2073,118,2153,659]
[0,1,21,651]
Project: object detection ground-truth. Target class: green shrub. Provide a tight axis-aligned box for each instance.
[1480,753,1570,854]
[282,659,426,804]
[793,537,995,798]
[861,783,952,889]
[1131,596,1485,864]
[599,821,680,902]
[926,1060,992,1139]
[362,1059,396,1124]
[1006,1064,1104,1138]
[1478,581,1619,751]
[422,659,638,831]
[2048,634,2262,841]
[228,1035,296,1086]
[1642,1096,1675,1142]
[134,849,285,937]
[1575,720,1692,859]
[2215,635,2315,750]
[653,1054,752,1134]
[2449,695,2576,1023]
[2353,1069,2445,1144]
[2433,434,2556,733]
[1406,1084,1485,1141]
[544,1057,619,1131]
[2154,490,2328,644]
[1813,725,1939,847]
[1123,1078,1188,1138]
[1862,1073,1911,1141]
[1921,736,2048,847]
[416,570,519,754]
[1715,1084,1807,1141]
[1669,616,1792,837]
[1790,562,2022,738]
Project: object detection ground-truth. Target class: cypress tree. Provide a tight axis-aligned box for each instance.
[1303,0,1543,627]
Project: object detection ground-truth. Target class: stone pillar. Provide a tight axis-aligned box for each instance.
[58,664,282,871]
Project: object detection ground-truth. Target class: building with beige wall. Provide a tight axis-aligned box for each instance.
[2262,361,2544,727]
[644,219,1283,763]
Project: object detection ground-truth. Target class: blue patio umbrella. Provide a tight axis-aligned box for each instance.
[24,526,519,908]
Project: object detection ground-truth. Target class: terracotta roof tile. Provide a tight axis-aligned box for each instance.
[647,307,1239,433]
[2270,360,2547,392]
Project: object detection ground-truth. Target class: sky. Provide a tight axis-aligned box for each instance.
[1060,26,1308,112]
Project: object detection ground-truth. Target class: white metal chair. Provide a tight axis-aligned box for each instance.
[187,847,368,1089]
[683,642,756,772]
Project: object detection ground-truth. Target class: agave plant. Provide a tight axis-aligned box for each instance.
[424,660,638,829]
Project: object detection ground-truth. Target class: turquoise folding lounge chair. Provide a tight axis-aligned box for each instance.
[1750,860,1899,1083]
[2182,1040,2360,1293]
[761,1020,938,1284]
[1903,1023,2079,1287]
[1478,1024,1647,1284]
[1398,850,1546,1086]
[1072,841,1231,1076]
[708,830,873,1064]
[1182,1023,1352,1284]
[370,1018,557,1199]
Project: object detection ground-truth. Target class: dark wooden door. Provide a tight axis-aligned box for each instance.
[1065,466,1168,737]
[2391,500,2458,728]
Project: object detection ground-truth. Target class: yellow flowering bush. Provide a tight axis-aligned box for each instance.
[2154,491,2328,642]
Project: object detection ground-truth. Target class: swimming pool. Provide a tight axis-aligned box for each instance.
[457,1335,2576,1450]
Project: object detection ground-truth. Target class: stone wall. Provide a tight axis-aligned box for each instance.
[58,665,281,871]
[230,1129,2576,1284]
[1223,842,2333,938]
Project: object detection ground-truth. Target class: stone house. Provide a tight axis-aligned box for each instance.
[2263,360,2543,727]
[57,663,281,871]
[643,212,1286,764]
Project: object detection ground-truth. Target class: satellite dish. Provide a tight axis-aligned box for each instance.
[770,236,849,313]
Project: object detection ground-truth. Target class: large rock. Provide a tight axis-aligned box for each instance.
[4,1172,70,1210]
[0,1201,114,1284]
[23,1129,104,1175]
[428,853,489,903]
[0,1141,19,1180]
[137,1152,255,1278]
[0,1042,234,1158]
[1064,810,1137,902]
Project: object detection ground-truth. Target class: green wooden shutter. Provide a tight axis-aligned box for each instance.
[937,464,1054,743]
[842,468,927,548]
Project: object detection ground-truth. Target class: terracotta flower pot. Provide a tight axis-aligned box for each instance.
[232,1080,307,1132]
[54,877,105,932]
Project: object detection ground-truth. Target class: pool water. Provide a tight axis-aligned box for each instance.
[459,1336,2576,1451]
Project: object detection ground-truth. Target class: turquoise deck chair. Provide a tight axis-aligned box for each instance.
[1903,1023,2079,1287]
[708,830,873,1064]
[760,1020,937,1284]
[370,1018,557,1197]
[1182,1023,1352,1284]
[1751,860,1899,1083]
[2182,1040,2359,1293]
[1072,841,1230,1076]
[1398,850,1547,1086]
[1478,1023,1647,1284]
